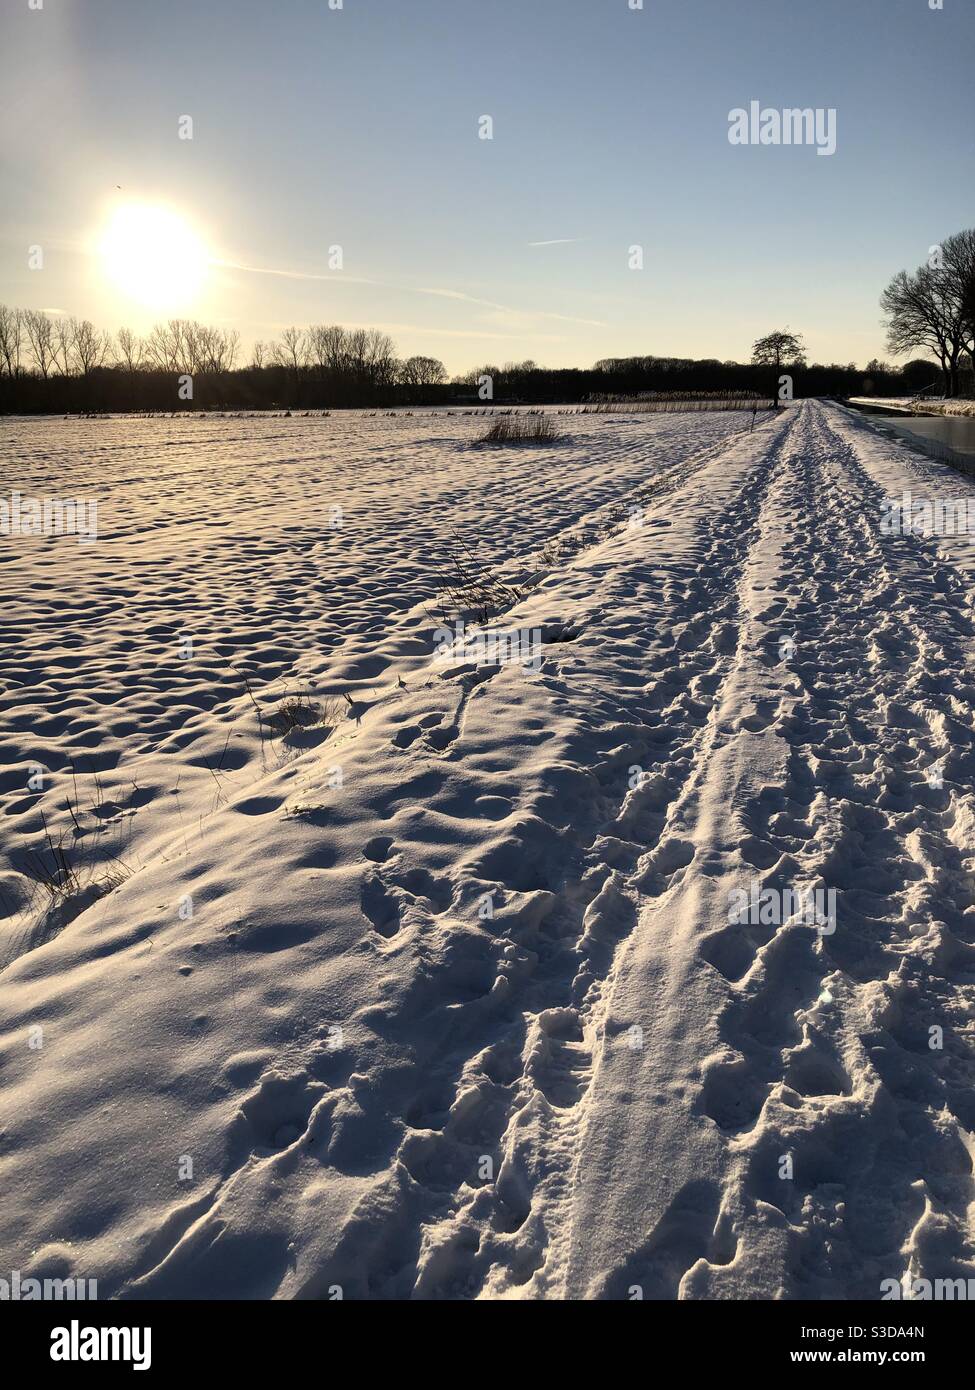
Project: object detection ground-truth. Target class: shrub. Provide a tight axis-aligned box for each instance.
[476,415,558,444]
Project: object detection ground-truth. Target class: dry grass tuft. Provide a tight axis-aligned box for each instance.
[476,414,558,445]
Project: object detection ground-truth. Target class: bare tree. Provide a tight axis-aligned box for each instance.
[144,319,196,375]
[342,328,396,390]
[363,329,397,389]
[205,326,238,373]
[22,309,56,378]
[143,323,171,372]
[342,327,368,384]
[273,326,307,394]
[182,321,204,375]
[144,322,177,373]
[0,305,22,376]
[194,323,223,374]
[941,229,975,369]
[321,325,349,375]
[250,340,266,370]
[52,316,76,376]
[138,319,239,377]
[307,324,347,381]
[223,329,240,373]
[881,264,968,397]
[73,319,108,377]
[115,327,144,373]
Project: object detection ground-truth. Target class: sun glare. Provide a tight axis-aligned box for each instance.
[99,204,208,312]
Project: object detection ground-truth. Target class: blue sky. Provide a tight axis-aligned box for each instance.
[1,0,972,372]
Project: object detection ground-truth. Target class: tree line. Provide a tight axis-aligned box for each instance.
[0,306,963,414]
[0,312,451,410]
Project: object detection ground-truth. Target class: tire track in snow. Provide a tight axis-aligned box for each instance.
[377,411,797,1298]
[702,403,975,1299]
[564,401,975,1299]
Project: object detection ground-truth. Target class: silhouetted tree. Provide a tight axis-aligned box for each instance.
[52,317,75,376]
[115,327,144,373]
[752,330,806,407]
[0,305,22,376]
[400,355,447,388]
[881,238,972,397]
[73,320,109,377]
[941,229,975,378]
[23,309,55,379]
[273,326,307,400]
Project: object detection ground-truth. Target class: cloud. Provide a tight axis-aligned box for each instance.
[414,286,604,328]
[213,258,377,287]
[324,321,568,342]
[216,259,605,328]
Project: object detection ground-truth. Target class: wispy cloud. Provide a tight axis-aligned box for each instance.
[213,258,378,288]
[216,258,605,328]
[527,238,580,247]
[307,321,568,343]
[413,285,604,328]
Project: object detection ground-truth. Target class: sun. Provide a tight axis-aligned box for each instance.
[99,203,208,312]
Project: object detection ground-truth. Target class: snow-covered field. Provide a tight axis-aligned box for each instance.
[2,400,975,1301]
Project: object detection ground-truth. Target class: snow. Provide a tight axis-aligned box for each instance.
[1,401,974,1300]
[851,397,975,419]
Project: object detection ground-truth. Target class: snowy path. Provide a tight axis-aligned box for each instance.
[565,402,975,1299]
[1,401,974,1300]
